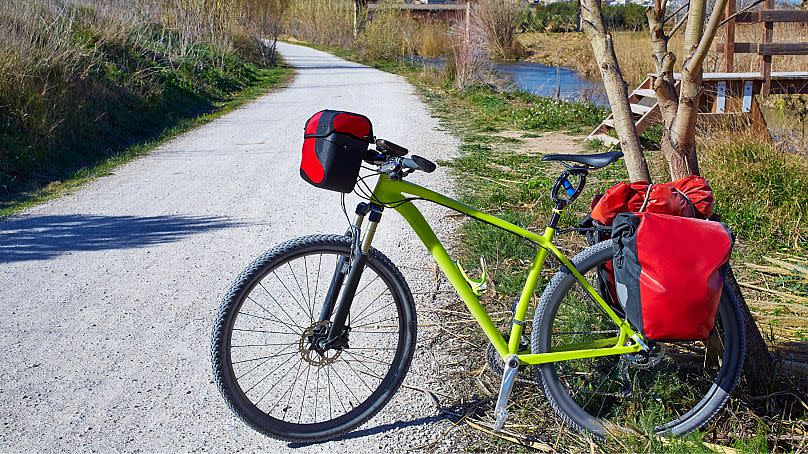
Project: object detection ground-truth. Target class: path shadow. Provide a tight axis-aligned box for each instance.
[287,415,443,448]
[0,214,242,263]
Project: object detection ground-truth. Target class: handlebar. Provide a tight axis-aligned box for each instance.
[365,138,437,176]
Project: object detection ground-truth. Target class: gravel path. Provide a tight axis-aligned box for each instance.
[0,42,461,452]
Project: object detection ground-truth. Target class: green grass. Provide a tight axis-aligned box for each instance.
[698,136,808,253]
[0,62,291,218]
[1,25,292,216]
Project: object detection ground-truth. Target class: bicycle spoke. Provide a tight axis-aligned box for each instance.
[232,350,297,365]
[257,282,306,330]
[298,363,313,423]
[244,294,304,331]
[272,271,313,324]
[243,350,300,395]
[350,287,389,322]
[353,274,381,299]
[222,244,412,429]
[312,254,323,312]
[287,262,314,324]
[238,310,302,334]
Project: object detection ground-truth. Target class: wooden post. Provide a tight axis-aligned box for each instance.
[723,0,736,72]
[465,1,471,41]
[760,0,774,95]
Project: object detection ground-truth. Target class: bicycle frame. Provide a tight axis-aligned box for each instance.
[368,174,644,365]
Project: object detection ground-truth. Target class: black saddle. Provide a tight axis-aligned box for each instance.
[541,151,624,169]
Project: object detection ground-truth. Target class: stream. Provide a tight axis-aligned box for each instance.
[495,61,608,106]
[409,56,607,106]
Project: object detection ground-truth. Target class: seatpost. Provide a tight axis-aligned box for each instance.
[547,200,567,229]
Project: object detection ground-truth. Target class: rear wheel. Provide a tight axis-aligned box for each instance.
[211,235,417,442]
[532,240,745,437]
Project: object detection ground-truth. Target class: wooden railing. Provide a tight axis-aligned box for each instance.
[720,1,808,94]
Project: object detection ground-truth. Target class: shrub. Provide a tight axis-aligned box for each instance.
[472,0,525,59]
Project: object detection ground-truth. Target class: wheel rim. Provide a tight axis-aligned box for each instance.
[539,252,741,435]
[223,247,408,429]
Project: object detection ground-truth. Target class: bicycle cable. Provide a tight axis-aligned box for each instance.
[353,171,424,208]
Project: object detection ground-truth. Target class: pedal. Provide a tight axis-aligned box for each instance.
[493,354,519,431]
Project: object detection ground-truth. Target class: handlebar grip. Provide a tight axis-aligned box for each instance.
[411,155,436,173]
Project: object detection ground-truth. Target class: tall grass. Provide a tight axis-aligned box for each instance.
[0,0,287,200]
[284,0,354,49]
[698,133,808,252]
[472,0,525,59]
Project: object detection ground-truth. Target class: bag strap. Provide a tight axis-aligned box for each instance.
[637,184,699,217]
[672,186,699,216]
[638,184,654,212]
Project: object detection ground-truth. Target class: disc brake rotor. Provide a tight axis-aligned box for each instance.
[299,321,342,366]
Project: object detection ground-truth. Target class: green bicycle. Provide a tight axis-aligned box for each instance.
[211,138,745,443]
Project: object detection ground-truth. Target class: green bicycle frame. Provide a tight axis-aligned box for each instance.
[367,174,643,365]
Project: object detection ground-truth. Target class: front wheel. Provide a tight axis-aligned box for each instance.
[531,240,745,437]
[211,235,417,443]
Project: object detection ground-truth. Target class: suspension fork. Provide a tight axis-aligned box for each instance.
[323,203,384,348]
[318,203,370,322]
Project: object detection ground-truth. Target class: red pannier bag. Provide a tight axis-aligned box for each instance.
[611,212,734,341]
[300,110,374,193]
[590,176,714,225]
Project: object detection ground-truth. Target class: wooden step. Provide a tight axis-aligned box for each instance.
[633,88,656,98]
[603,118,615,127]
[630,103,653,115]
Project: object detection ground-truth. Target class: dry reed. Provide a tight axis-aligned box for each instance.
[519,22,808,87]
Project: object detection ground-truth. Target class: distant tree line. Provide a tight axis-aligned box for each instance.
[519,3,648,33]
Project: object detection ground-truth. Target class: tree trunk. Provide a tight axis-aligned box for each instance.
[579,0,651,183]
[662,65,702,179]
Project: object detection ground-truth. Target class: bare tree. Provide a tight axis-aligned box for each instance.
[579,0,773,391]
[646,0,729,178]
[242,0,289,66]
[579,0,651,182]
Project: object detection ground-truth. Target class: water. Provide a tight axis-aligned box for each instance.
[407,56,607,106]
[495,61,608,106]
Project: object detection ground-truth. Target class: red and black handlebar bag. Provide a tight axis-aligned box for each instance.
[300,110,374,193]
[611,212,733,341]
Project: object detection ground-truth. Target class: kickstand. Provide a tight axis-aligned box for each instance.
[493,354,519,431]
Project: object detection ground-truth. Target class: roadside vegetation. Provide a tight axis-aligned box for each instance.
[518,23,808,89]
[0,0,292,214]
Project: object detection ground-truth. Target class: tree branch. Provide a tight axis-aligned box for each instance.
[646,2,678,125]
[665,2,689,24]
[719,0,764,27]
[686,0,729,73]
